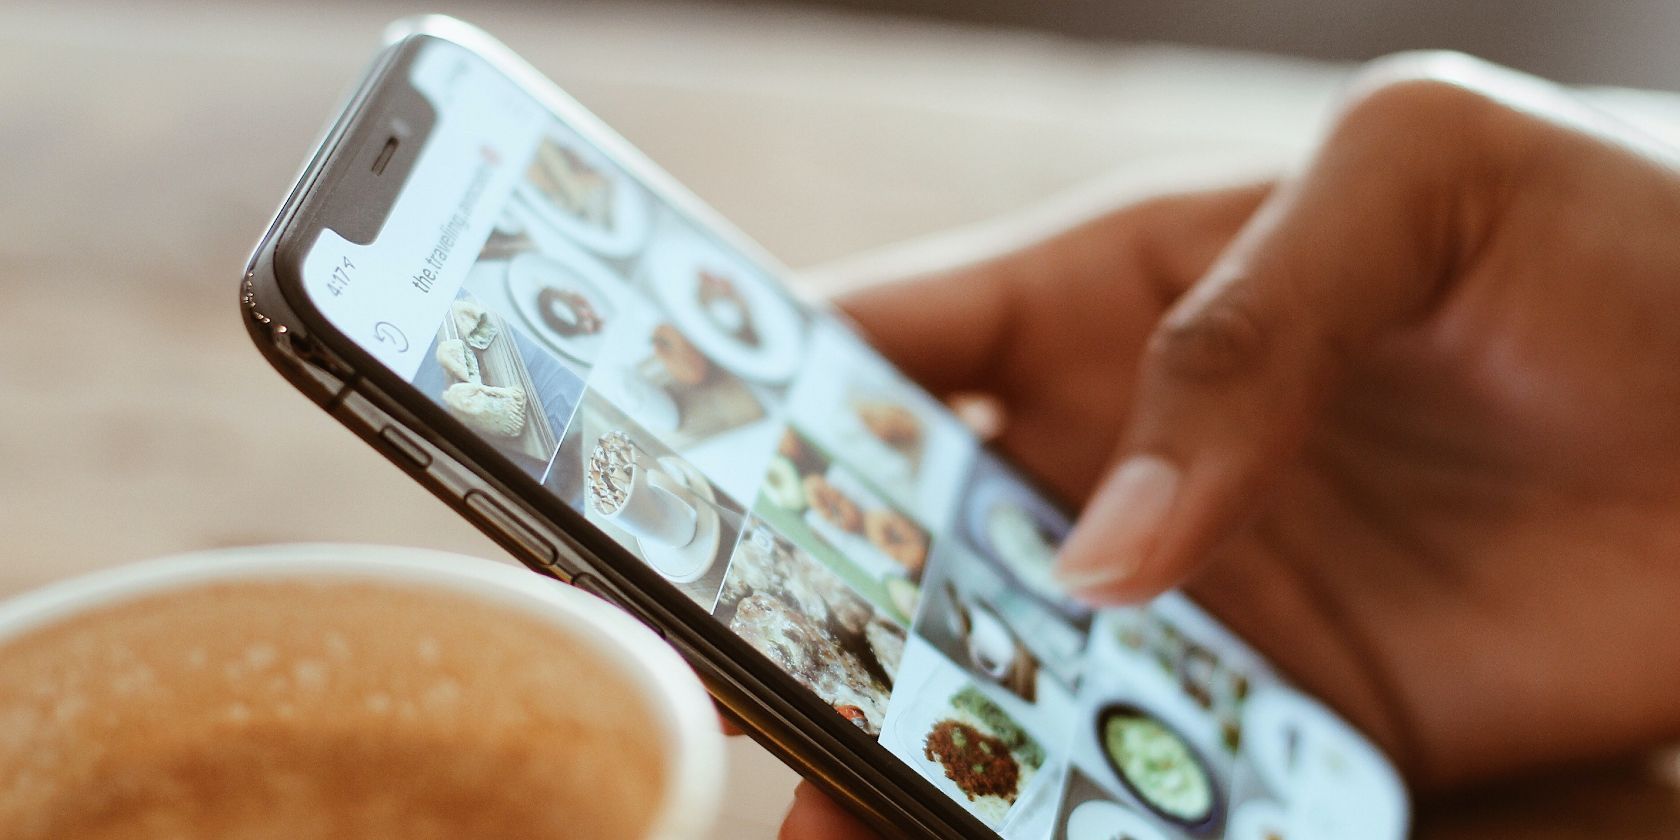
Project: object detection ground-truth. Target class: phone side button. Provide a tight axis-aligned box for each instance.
[378,425,433,469]
[462,491,560,570]
[571,573,664,639]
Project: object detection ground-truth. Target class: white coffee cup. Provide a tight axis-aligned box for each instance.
[0,544,724,840]
[592,440,701,547]
[965,604,1018,681]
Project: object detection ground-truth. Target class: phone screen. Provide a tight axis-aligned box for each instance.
[296,35,1407,839]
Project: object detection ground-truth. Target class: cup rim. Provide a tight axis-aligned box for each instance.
[0,542,724,839]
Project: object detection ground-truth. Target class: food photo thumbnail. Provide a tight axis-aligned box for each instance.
[578,278,785,505]
[459,197,634,375]
[518,126,652,259]
[913,541,1088,704]
[1105,603,1260,756]
[1065,616,1245,838]
[881,640,1063,833]
[1093,701,1223,833]
[639,221,809,389]
[785,323,974,527]
[714,518,905,736]
[411,292,585,482]
[956,454,1090,625]
[1049,767,1176,840]
[756,427,929,625]
[585,286,770,448]
[548,390,744,610]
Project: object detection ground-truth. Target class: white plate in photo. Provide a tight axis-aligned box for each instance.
[1229,798,1290,840]
[1063,799,1172,840]
[1242,686,1313,799]
[1241,685,1408,837]
[515,135,651,258]
[644,232,805,384]
[803,466,918,581]
[493,204,526,237]
[633,457,722,584]
[964,476,1074,611]
[829,389,921,486]
[955,594,1020,682]
[885,683,1046,829]
[505,250,621,364]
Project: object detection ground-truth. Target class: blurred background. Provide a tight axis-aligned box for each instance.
[727,0,1680,88]
[1,0,1678,837]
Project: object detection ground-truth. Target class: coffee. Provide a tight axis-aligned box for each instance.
[0,578,669,840]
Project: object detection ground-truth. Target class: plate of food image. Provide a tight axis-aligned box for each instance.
[1063,799,1173,840]
[516,132,651,258]
[964,475,1082,617]
[907,685,1047,828]
[727,591,891,735]
[583,431,723,585]
[645,232,806,385]
[802,467,929,582]
[1239,686,1408,836]
[505,249,621,364]
[825,390,927,487]
[943,583,1038,702]
[1093,702,1225,834]
[434,297,559,463]
[717,522,903,724]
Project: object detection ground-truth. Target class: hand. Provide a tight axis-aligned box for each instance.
[778,51,1680,836]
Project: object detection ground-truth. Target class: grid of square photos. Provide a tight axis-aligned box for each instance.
[410,118,1407,839]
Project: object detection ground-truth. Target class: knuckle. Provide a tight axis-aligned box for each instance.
[1148,289,1270,382]
[1329,53,1533,190]
[1339,66,1500,143]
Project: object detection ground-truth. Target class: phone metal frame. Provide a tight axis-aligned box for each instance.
[242,15,996,840]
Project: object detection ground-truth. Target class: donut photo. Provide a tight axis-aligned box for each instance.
[455,203,626,377]
[580,285,781,506]
[752,426,931,626]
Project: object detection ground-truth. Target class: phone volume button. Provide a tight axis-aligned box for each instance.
[378,425,433,469]
[462,491,560,570]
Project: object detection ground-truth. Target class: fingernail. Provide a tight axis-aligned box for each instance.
[1054,454,1181,594]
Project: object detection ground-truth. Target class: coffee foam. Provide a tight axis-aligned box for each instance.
[0,579,667,839]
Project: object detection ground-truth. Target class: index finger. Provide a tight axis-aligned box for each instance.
[836,263,1016,396]
[832,184,1272,398]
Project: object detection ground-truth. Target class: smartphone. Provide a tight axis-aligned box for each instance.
[242,16,1409,839]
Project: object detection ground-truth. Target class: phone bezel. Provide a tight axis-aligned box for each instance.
[253,16,1004,840]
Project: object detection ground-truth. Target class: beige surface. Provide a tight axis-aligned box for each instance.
[1,1,1677,836]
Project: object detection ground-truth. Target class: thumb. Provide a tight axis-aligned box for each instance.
[1054,77,1495,603]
